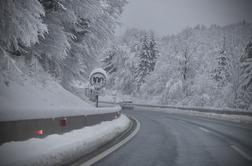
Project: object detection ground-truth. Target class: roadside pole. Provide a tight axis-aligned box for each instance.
[96,94,98,107]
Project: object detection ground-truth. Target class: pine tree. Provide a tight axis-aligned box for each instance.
[212,37,231,87]
[238,38,252,109]
[135,32,159,89]
[180,47,190,96]
[149,32,159,72]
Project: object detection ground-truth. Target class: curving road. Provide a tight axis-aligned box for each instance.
[94,107,252,166]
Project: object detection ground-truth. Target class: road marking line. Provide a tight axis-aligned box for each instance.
[79,118,141,166]
[199,127,211,133]
[179,120,188,124]
[230,145,252,161]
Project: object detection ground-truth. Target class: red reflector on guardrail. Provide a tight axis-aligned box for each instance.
[60,118,67,127]
[36,130,44,135]
[114,112,120,119]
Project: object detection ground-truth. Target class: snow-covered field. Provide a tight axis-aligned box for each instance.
[0,114,130,166]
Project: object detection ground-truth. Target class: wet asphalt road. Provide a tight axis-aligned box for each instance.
[94,108,252,166]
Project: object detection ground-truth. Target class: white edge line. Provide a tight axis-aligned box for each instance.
[198,127,211,133]
[197,127,252,161]
[80,118,141,166]
[230,145,252,161]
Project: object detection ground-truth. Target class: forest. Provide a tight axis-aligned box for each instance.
[102,23,252,110]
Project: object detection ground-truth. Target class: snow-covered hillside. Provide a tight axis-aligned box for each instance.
[0,59,120,121]
[0,0,127,121]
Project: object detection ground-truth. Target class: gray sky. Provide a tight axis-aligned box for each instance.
[116,0,252,36]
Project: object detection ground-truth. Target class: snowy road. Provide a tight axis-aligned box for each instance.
[94,108,252,166]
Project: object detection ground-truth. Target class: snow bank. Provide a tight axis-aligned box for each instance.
[0,115,130,166]
[0,69,120,121]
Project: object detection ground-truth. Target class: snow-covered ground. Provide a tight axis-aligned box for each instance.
[0,66,120,121]
[0,114,130,166]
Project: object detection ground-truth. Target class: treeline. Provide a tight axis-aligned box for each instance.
[0,0,127,89]
[102,23,252,110]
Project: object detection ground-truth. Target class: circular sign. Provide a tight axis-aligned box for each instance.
[89,68,107,89]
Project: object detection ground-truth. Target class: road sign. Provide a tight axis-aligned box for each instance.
[89,68,107,90]
[89,68,107,107]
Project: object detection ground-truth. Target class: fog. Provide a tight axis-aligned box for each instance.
[116,0,252,36]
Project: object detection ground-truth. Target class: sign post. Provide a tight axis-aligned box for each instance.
[89,68,107,107]
[95,94,98,107]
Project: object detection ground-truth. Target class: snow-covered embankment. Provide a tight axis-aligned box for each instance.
[0,60,131,165]
[0,115,130,166]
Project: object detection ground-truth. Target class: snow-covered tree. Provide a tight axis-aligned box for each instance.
[101,43,137,94]
[212,37,231,87]
[238,38,252,109]
[29,0,127,88]
[31,0,72,81]
[176,28,198,97]
[135,32,159,89]
[0,0,47,56]
[102,46,119,74]
[148,32,159,72]
[63,0,127,88]
[180,47,190,94]
[113,50,137,94]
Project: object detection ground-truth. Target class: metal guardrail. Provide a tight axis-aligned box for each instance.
[99,100,252,117]
[133,103,252,116]
[0,111,121,145]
